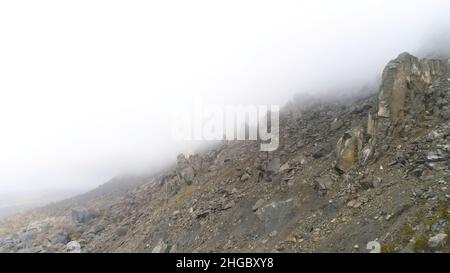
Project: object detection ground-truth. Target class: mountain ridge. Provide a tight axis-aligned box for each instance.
[0,52,449,253]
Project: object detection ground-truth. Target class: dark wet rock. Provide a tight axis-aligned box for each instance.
[312,144,333,159]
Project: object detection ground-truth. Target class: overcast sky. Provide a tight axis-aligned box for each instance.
[0,0,449,194]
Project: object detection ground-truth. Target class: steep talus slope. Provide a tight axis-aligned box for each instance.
[0,52,449,253]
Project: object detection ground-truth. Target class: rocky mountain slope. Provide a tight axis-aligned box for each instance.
[0,52,449,253]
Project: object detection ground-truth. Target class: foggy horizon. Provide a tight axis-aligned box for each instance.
[1,0,450,198]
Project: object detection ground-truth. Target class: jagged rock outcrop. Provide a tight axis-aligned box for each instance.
[176,154,196,184]
[335,52,449,172]
[335,128,364,172]
[160,154,205,197]
[377,52,445,121]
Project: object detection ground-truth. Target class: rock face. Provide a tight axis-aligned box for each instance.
[176,154,193,183]
[378,52,445,121]
[367,112,378,136]
[335,52,448,172]
[335,128,364,172]
[0,52,449,254]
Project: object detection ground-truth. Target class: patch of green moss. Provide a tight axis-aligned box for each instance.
[413,236,429,252]
[397,224,415,245]
[410,129,426,140]
[381,244,397,253]
[385,201,450,252]
[437,203,450,220]
[424,216,439,228]
[68,231,81,241]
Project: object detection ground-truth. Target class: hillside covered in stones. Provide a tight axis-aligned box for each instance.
[0,52,449,253]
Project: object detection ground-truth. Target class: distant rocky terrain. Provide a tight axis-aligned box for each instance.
[0,189,84,220]
[0,52,449,253]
